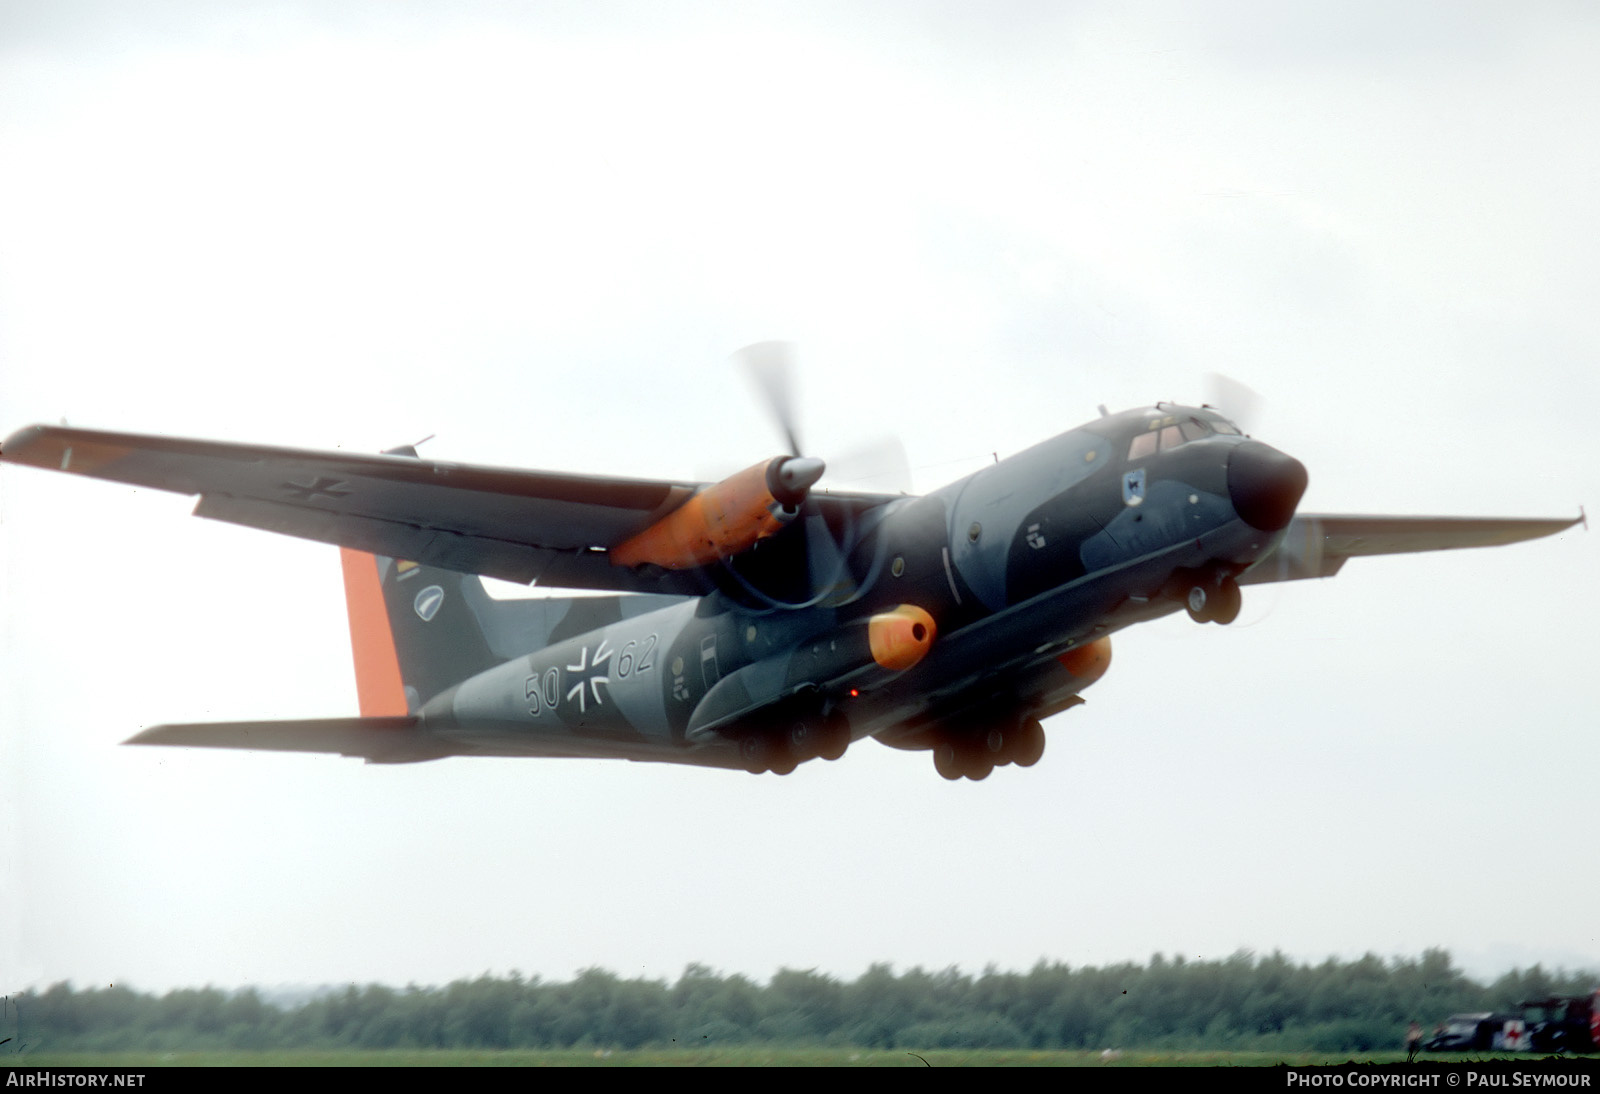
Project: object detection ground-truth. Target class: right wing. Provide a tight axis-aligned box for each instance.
[1,424,898,595]
[1240,512,1585,585]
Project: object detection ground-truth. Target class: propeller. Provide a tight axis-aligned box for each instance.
[732,341,913,495]
[734,340,807,459]
[828,436,913,495]
[1202,372,1264,436]
[733,339,828,503]
[725,340,900,608]
[1202,375,1311,621]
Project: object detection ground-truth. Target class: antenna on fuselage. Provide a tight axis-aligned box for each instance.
[383,434,435,459]
[1097,404,1109,418]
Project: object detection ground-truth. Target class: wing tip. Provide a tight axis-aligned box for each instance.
[0,423,50,462]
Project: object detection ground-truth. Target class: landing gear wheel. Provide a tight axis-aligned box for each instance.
[964,754,994,781]
[786,719,821,761]
[1014,717,1046,768]
[1210,578,1241,625]
[983,727,1009,766]
[934,743,964,781]
[739,735,772,774]
[817,712,850,761]
[1184,583,1213,623]
[740,734,795,774]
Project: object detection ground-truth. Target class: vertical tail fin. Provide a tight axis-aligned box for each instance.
[340,548,409,716]
[339,549,499,714]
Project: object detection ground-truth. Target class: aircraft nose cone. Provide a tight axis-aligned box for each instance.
[1227,441,1308,532]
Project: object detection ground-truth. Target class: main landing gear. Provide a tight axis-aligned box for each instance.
[1182,575,1241,625]
[739,709,850,775]
[932,716,1046,782]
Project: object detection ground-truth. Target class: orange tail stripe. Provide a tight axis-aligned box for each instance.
[339,548,409,717]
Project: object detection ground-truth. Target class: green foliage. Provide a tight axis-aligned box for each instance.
[11,1047,1489,1067]
[12,951,1596,1055]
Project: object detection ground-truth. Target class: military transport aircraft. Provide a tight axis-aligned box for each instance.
[0,356,1581,780]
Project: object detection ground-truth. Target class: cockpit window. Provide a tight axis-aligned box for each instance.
[1130,415,1224,460]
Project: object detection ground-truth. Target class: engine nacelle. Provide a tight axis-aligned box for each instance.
[687,603,939,740]
[1056,635,1112,685]
[867,604,937,671]
[611,456,824,570]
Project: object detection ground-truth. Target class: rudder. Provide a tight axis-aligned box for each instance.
[340,549,499,714]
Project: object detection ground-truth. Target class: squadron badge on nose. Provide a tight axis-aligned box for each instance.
[1122,468,1146,507]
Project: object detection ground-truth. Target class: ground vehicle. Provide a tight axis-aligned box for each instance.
[1426,993,1600,1053]
[1523,994,1600,1054]
[1424,1013,1519,1052]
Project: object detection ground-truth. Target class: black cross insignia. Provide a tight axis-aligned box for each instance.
[280,476,352,502]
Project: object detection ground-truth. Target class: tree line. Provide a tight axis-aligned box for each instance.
[10,950,1596,1054]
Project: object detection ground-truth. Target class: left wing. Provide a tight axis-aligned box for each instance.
[1241,512,1585,585]
[0,424,896,595]
[124,716,747,769]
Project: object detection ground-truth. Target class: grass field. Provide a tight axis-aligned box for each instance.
[7,1048,1574,1067]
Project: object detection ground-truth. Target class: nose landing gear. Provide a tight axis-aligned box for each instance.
[1182,575,1241,625]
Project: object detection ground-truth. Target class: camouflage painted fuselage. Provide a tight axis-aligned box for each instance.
[408,404,1307,773]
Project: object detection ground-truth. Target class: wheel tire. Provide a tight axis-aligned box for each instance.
[1211,578,1241,625]
[739,735,771,774]
[787,720,819,760]
[1014,717,1046,768]
[964,754,994,781]
[983,726,1008,765]
[768,746,798,776]
[817,712,850,761]
[933,743,964,781]
[1184,583,1212,623]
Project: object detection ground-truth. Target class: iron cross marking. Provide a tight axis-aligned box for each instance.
[565,640,613,712]
[280,476,352,502]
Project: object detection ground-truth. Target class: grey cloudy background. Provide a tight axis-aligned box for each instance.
[3,2,1596,996]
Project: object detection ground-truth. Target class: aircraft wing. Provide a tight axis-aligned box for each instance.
[125,717,747,768]
[0,424,896,594]
[1240,512,1585,585]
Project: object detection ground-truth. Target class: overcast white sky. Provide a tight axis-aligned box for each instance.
[3,2,1597,997]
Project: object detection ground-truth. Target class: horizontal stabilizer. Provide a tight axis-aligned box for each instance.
[125,716,451,764]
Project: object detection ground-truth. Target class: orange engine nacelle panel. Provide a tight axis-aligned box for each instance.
[868,604,938,672]
[1057,635,1112,684]
[612,459,797,571]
